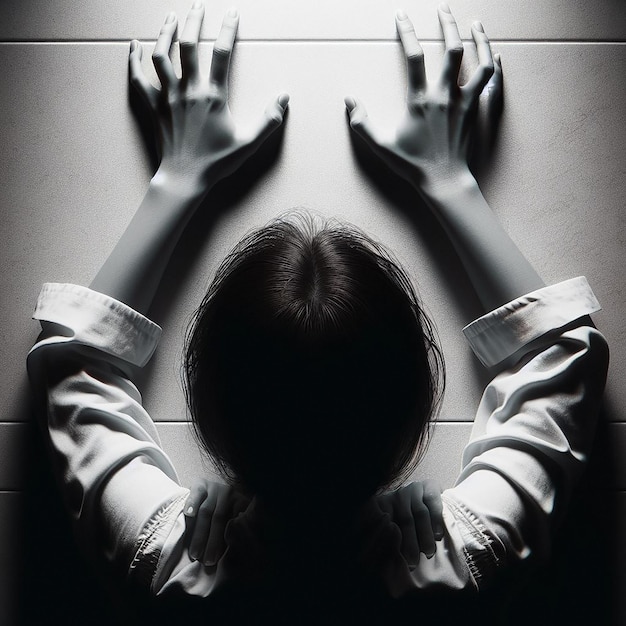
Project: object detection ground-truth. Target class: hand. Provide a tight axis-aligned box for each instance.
[357,480,444,571]
[184,478,251,566]
[129,2,289,193]
[345,4,501,196]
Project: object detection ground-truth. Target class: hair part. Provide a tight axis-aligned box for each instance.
[183,210,444,509]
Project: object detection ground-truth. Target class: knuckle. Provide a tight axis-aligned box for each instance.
[388,523,402,543]
[424,479,440,491]
[409,98,426,114]
[207,92,226,109]
[183,91,201,105]
[198,500,214,514]
[413,507,431,523]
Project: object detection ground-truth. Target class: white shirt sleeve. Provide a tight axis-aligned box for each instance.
[27,283,189,574]
[442,277,608,588]
[380,277,608,597]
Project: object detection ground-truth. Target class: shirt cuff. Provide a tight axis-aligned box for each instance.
[462,277,601,368]
[32,283,162,367]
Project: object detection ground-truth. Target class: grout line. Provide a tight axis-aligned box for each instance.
[154,420,474,425]
[0,39,625,45]
[2,489,626,494]
[4,420,626,425]
[0,418,626,428]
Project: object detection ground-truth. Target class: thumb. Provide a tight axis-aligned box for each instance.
[344,95,383,148]
[245,92,289,150]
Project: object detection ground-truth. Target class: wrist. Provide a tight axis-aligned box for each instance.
[416,168,479,205]
[150,167,212,207]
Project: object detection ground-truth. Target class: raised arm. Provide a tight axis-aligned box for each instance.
[90,3,288,314]
[345,4,544,312]
[27,3,288,590]
[343,6,609,595]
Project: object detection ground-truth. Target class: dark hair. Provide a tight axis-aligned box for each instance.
[183,211,444,510]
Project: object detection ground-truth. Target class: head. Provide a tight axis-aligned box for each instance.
[183,211,444,514]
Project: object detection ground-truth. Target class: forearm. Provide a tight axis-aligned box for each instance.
[421,172,545,312]
[90,173,206,315]
[90,5,286,316]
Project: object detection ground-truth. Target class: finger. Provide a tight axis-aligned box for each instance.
[188,488,218,562]
[184,481,209,518]
[232,491,253,517]
[344,96,387,150]
[204,490,233,566]
[484,52,503,106]
[376,494,394,519]
[462,22,495,104]
[437,3,464,89]
[129,40,159,109]
[395,485,421,567]
[241,93,289,151]
[209,8,239,93]
[152,12,179,90]
[423,479,444,541]
[395,10,426,95]
[412,484,436,558]
[180,1,205,88]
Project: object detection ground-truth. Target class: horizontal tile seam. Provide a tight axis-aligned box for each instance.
[154,420,473,425]
[0,39,625,45]
[3,489,626,494]
[4,420,626,425]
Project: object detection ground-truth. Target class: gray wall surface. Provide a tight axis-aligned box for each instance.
[1,1,624,623]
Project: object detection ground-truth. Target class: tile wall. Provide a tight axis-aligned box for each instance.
[1,1,624,623]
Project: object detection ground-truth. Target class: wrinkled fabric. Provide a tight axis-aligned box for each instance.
[27,277,608,599]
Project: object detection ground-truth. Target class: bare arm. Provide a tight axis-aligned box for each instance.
[91,4,288,314]
[345,5,544,312]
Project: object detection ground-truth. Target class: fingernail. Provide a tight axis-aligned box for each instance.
[473,21,484,33]
[426,551,435,559]
[228,7,239,18]
[396,9,408,21]
[185,506,194,516]
[192,0,203,8]
[165,11,176,24]
[439,2,451,13]
[204,559,216,567]
[278,93,290,108]
[344,96,356,112]
[130,40,137,52]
